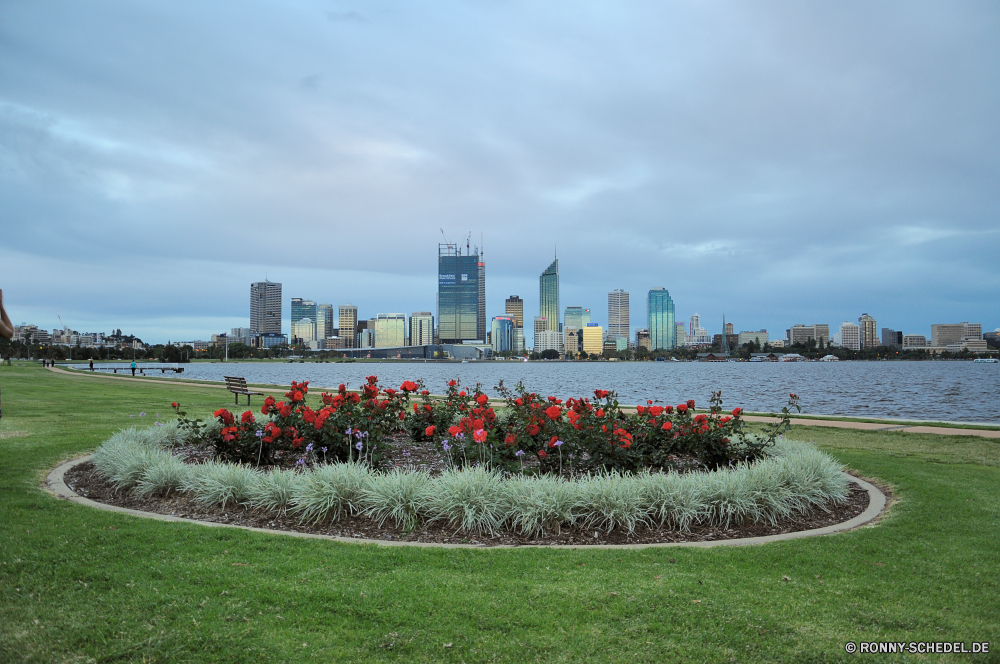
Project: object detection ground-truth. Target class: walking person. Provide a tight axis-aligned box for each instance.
[131,360,136,377]
[0,288,14,419]
[89,359,94,371]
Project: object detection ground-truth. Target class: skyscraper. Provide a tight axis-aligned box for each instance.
[840,322,861,351]
[646,288,675,350]
[564,306,591,331]
[250,280,282,338]
[291,298,318,342]
[491,316,515,353]
[374,313,407,348]
[582,324,604,355]
[410,312,434,346]
[438,243,481,344]
[339,304,358,348]
[317,303,334,339]
[858,313,878,349]
[505,295,524,329]
[477,248,486,343]
[539,258,559,333]
[608,289,630,341]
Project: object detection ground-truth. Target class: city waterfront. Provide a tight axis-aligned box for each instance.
[159,360,999,423]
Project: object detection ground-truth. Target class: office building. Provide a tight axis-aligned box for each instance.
[565,328,580,356]
[338,305,358,348]
[582,323,604,355]
[477,249,486,343]
[931,322,983,347]
[410,312,434,347]
[564,306,591,332]
[858,314,878,349]
[903,335,927,349]
[505,295,524,329]
[291,318,316,344]
[724,322,734,335]
[291,298,318,340]
[230,328,252,345]
[512,328,524,354]
[374,313,406,348]
[539,258,560,333]
[491,316,515,353]
[438,243,481,343]
[636,329,651,351]
[675,323,687,346]
[840,322,860,351]
[535,330,563,355]
[357,329,375,348]
[317,304,334,339]
[608,289,630,341]
[533,316,548,343]
[646,288,675,350]
[738,330,769,347]
[787,324,830,347]
[881,328,903,348]
[250,280,282,341]
[688,314,711,344]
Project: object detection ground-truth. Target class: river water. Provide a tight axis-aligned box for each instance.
[157,360,999,424]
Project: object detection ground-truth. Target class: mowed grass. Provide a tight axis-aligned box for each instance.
[0,363,998,663]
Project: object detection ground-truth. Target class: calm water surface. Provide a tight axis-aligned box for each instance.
[161,360,999,424]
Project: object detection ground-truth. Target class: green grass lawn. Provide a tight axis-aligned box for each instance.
[1,363,997,663]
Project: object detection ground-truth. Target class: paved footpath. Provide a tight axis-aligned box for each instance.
[47,365,1000,439]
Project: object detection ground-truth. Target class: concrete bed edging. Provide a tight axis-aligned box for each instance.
[44,455,886,550]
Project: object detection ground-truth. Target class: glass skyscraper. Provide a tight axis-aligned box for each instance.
[438,243,481,344]
[539,258,559,333]
[291,298,318,342]
[250,280,282,337]
[647,288,676,350]
[564,306,591,332]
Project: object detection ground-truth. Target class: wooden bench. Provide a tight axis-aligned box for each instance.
[224,376,264,406]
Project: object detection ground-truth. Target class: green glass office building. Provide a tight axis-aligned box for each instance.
[438,244,481,343]
[647,288,676,350]
[539,258,559,333]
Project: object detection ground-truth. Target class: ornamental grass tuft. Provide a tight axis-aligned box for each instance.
[426,466,508,535]
[291,461,372,524]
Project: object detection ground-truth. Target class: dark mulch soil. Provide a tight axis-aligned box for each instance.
[64,460,871,547]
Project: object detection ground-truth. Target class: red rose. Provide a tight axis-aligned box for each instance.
[170,402,178,408]
[526,424,539,436]
[241,411,255,424]
[637,405,646,415]
[545,405,562,420]
[473,429,487,443]
[665,405,673,414]
[687,399,696,409]
[448,380,457,387]
[661,422,672,431]
[504,434,515,445]
[514,398,523,406]
[425,425,436,436]
[398,412,406,420]
[449,425,461,436]
[459,391,467,397]
[677,404,688,413]
[731,408,742,417]
[537,450,547,458]
[401,380,418,392]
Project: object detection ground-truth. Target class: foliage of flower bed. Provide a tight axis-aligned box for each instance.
[90,425,850,536]
[192,377,801,473]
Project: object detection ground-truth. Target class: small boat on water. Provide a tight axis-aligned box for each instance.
[973,358,998,363]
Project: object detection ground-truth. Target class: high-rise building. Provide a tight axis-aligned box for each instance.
[374,313,406,348]
[539,258,560,333]
[786,324,830,347]
[636,329,651,351]
[230,327,252,345]
[535,330,563,355]
[903,335,927,348]
[505,295,524,329]
[291,318,316,344]
[250,280,282,339]
[410,312,434,346]
[317,304,334,339]
[533,316,548,342]
[858,314,878,349]
[738,330,769,347]
[881,328,903,348]
[564,306,591,332]
[477,249,486,343]
[565,328,580,357]
[438,243,481,344]
[608,289,630,341]
[689,314,700,336]
[582,324,604,355]
[491,316,515,353]
[725,322,734,335]
[840,322,861,351]
[339,305,358,348]
[676,323,687,346]
[513,328,524,354]
[646,288,675,350]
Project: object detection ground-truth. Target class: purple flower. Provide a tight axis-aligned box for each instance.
[346,427,353,435]
[155,422,163,427]
[255,430,263,438]
[356,442,363,451]
[139,412,146,417]
[442,440,451,451]
[553,440,564,447]
[515,450,524,457]
[306,443,313,453]
[296,458,305,466]
[321,447,327,453]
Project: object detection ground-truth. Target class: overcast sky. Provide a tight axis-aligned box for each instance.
[2,1,998,345]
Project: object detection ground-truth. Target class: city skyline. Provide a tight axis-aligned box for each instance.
[2,4,998,343]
